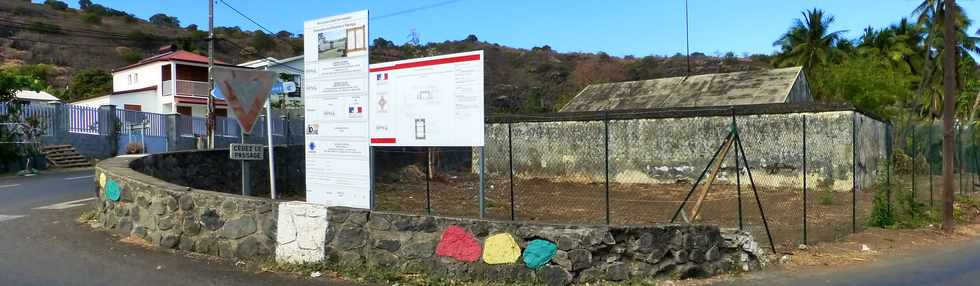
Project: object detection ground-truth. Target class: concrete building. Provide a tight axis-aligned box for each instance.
[13,90,60,105]
[560,66,811,112]
[71,46,245,118]
[238,55,304,109]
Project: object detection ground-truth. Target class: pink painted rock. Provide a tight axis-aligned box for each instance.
[435,225,482,262]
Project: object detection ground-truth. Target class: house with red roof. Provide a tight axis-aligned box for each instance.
[73,45,248,118]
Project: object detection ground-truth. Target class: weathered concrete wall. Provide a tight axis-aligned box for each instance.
[855,113,888,190]
[326,207,764,285]
[94,156,278,261]
[480,110,885,191]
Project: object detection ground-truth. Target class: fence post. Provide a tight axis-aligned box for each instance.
[802,114,807,246]
[733,109,743,230]
[885,123,892,215]
[508,122,515,221]
[912,122,917,202]
[604,112,611,225]
[851,112,857,234]
[929,123,934,208]
[426,147,432,215]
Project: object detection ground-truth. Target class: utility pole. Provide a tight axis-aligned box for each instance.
[685,0,691,75]
[942,0,957,233]
[206,0,216,149]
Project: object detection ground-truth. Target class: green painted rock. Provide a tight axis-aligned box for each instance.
[523,239,557,269]
[106,179,122,201]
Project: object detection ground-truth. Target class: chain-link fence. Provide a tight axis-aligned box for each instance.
[372,104,913,252]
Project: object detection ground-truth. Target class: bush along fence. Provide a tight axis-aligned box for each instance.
[95,153,766,285]
[372,103,903,253]
[0,102,305,163]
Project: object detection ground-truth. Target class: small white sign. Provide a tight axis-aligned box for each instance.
[230,143,265,161]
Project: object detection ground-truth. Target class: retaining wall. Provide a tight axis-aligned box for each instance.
[323,207,763,285]
[93,150,765,285]
[95,155,279,261]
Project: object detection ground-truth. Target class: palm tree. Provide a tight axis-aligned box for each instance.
[772,8,846,75]
[912,0,980,118]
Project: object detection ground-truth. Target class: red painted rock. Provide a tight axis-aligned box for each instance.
[435,225,482,262]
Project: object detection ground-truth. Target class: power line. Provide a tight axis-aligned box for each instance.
[217,0,276,35]
[371,0,465,20]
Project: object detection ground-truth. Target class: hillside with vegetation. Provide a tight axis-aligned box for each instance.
[0,0,771,112]
[1,0,978,120]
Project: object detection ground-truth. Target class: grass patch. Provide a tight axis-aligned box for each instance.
[77,209,97,223]
[816,191,835,205]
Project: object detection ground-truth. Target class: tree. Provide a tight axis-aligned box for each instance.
[43,0,68,11]
[149,13,181,28]
[64,69,111,102]
[773,9,846,77]
[78,0,92,10]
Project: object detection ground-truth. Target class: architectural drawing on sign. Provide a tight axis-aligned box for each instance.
[346,26,367,52]
[415,118,426,140]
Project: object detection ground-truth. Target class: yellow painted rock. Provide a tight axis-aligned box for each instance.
[99,173,106,188]
[482,233,521,264]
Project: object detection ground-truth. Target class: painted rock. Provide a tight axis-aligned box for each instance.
[105,179,122,201]
[482,233,521,264]
[99,173,106,188]
[523,239,557,269]
[435,225,482,262]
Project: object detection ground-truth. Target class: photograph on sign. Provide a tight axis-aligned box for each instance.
[303,10,371,208]
[368,50,485,147]
[213,68,276,135]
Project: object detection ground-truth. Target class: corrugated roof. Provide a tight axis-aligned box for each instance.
[113,50,232,72]
[559,66,806,112]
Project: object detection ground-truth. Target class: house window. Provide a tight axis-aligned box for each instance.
[124,104,142,111]
[133,73,139,84]
[128,74,132,85]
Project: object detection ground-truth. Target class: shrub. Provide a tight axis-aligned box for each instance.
[82,11,102,25]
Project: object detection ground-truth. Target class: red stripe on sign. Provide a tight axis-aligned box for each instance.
[371,138,396,144]
[369,54,481,72]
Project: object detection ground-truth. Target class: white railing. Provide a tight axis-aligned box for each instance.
[161,80,210,97]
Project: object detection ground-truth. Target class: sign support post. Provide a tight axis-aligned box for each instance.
[265,86,277,200]
[479,146,486,218]
[241,134,251,196]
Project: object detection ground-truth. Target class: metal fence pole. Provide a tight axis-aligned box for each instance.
[604,112,611,225]
[479,146,486,219]
[929,123,934,208]
[852,112,857,234]
[912,123,917,202]
[426,147,432,215]
[802,114,808,245]
[733,110,743,230]
[886,123,892,215]
[508,122,515,221]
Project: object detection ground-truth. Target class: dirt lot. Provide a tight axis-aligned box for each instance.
[374,167,877,253]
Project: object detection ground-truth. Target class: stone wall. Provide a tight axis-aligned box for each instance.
[325,207,764,285]
[480,107,887,191]
[94,156,278,261]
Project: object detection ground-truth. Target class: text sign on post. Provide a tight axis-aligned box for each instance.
[229,143,265,161]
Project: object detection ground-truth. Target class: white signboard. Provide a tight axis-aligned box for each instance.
[303,11,371,208]
[368,51,485,146]
[229,143,264,161]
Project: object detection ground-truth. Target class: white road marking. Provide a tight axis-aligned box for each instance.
[34,197,96,210]
[0,215,26,222]
[0,184,19,189]
[64,175,94,181]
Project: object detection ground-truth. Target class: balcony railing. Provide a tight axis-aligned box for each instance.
[161,80,210,97]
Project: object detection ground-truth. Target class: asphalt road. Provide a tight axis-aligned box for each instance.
[0,169,360,286]
[716,236,980,286]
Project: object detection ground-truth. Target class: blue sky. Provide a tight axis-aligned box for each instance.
[42,0,980,57]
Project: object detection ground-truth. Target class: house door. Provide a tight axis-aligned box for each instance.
[176,106,193,136]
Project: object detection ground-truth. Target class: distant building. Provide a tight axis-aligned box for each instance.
[559,66,811,112]
[238,55,304,109]
[72,46,245,118]
[13,90,60,105]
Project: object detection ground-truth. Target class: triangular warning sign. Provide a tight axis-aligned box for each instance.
[213,68,276,135]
